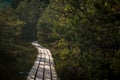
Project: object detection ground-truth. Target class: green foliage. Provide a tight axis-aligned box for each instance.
[0,9,23,48]
[16,0,49,41]
[0,6,37,80]
[37,0,120,80]
[0,42,37,80]
[0,0,49,80]
[1,0,119,80]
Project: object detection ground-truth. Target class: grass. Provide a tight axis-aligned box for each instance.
[0,42,37,80]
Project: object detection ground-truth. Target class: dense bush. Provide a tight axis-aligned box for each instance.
[0,6,37,80]
[37,0,120,80]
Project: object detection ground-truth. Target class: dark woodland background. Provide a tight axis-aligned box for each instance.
[0,0,120,80]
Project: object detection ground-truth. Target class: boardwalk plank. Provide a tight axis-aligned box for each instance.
[36,52,45,80]
[47,49,57,80]
[27,55,41,80]
[27,42,58,80]
[44,50,51,80]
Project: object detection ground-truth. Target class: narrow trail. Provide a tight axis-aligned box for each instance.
[27,41,58,80]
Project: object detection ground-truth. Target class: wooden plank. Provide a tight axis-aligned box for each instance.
[47,49,58,80]
[46,49,51,56]
[44,49,51,80]
[27,54,41,80]
[50,58,57,80]
[28,42,58,80]
[36,49,45,80]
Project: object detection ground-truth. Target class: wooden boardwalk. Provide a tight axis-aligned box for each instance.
[27,41,58,80]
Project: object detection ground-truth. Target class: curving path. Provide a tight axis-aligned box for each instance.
[27,41,58,80]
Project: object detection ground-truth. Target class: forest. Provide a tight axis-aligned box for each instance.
[0,0,120,80]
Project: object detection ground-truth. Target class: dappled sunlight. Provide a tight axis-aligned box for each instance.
[27,42,58,80]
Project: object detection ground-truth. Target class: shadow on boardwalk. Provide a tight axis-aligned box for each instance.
[27,41,58,80]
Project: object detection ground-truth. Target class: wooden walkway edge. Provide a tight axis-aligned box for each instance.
[27,41,58,80]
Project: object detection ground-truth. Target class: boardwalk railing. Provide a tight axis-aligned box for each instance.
[27,41,58,80]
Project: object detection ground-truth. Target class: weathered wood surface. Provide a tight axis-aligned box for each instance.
[27,41,58,80]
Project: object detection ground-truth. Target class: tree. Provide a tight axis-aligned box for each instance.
[63,0,120,79]
[16,0,49,41]
[37,0,65,43]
